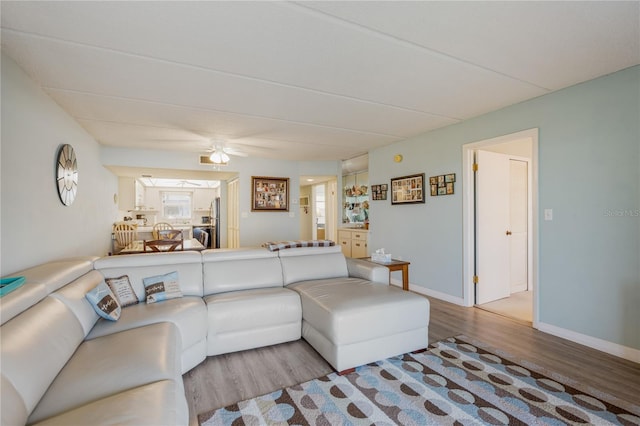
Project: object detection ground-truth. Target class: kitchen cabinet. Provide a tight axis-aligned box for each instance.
[118,177,146,211]
[338,229,368,258]
[193,189,216,211]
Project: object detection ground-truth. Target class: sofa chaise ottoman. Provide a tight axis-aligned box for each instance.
[278,245,431,373]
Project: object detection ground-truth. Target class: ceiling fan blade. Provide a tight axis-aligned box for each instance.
[223,147,248,157]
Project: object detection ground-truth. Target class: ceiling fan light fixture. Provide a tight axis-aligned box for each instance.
[209,151,230,165]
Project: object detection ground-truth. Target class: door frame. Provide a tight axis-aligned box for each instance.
[462,128,539,327]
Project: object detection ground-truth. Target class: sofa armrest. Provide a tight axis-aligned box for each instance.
[346,258,389,285]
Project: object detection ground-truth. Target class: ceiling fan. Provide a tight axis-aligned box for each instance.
[205,142,248,165]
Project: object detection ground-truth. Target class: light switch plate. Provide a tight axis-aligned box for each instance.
[544,209,553,221]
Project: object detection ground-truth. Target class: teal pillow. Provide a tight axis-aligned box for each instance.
[142,271,182,304]
[86,281,121,321]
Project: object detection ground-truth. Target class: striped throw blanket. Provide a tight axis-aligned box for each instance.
[262,240,335,251]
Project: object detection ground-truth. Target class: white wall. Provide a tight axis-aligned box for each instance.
[1,53,118,275]
[369,65,640,352]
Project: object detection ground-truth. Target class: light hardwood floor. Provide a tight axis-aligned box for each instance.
[184,296,640,424]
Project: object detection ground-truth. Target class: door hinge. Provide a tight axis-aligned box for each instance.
[473,275,479,284]
[473,163,478,172]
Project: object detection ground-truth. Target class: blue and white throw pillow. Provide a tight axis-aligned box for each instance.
[86,281,121,321]
[142,271,182,304]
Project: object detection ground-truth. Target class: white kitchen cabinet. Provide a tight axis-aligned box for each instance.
[193,189,216,211]
[338,229,368,258]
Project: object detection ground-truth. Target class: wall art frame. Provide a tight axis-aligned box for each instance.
[371,184,388,200]
[430,173,456,196]
[391,173,425,205]
[251,176,289,211]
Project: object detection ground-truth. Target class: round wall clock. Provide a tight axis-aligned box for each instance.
[56,144,78,206]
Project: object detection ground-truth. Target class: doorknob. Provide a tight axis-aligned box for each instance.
[506,230,512,236]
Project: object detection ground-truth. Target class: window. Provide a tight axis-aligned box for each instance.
[162,191,192,219]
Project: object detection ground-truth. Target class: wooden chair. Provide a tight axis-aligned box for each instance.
[143,238,184,252]
[152,222,174,239]
[113,222,138,248]
[158,229,182,240]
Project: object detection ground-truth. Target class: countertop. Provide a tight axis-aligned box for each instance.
[135,225,193,232]
[339,226,369,231]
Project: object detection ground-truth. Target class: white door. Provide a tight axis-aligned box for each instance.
[475,150,510,304]
[509,160,528,293]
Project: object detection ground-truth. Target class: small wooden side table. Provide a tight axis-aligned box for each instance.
[362,258,410,291]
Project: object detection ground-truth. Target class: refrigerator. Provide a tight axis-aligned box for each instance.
[193,197,220,249]
[209,197,220,249]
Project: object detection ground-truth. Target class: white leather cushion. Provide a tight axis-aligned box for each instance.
[203,248,283,295]
[94,252,203,298]
[30,380,188,426]
[86,296,207,353]
[1,298,85,421]
[0,282,48,325]
[143,271,182,304]
[1,374,28,426]
[289,277,430,345]
[279,248,348,285]
[85,282,121,321]
[204,287,301,334]
[105,275,138,307]
[49,270,103,336]
[28,322,180,424]
[10,257,97,294]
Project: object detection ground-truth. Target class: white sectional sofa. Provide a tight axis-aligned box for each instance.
[1,245,430,425]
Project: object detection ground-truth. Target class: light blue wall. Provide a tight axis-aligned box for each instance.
[369,66,640,350]
[1,54,119,275]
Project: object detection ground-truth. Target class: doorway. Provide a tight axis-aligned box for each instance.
[462,129,539,326]
[299,177,337,242]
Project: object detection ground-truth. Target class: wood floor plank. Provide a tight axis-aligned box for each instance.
[184,296,640,424]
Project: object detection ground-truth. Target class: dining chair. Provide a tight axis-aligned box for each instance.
[152,222,174,239]
[197,231,208,248]
[113,222,138,248]
[143,238,184,252]
[158,229,182,240]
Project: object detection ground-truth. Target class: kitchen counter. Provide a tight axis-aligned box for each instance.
[339,226,369,231]
[135,225,192,232]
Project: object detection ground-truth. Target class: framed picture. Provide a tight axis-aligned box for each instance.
[251,176,289,212]
[371,184,388,200]
[390,173,425,205]
[430,173,456,196]
[299,196,309,206]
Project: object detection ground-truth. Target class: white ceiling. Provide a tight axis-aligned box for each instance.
[2,1,638,162]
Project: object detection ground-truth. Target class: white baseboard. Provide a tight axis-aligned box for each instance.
[391,279,466,306]
[537,322,640,363]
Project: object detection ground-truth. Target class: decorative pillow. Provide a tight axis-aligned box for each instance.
[142,271,182,304]
[105,275,139,307]
[85,281,121,321]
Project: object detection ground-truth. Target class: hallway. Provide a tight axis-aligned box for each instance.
[477,290,532,323]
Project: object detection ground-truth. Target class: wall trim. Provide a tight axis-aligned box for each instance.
[393,279,466,306]
[537,322,640,363]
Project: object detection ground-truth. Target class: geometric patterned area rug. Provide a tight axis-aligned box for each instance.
[199,335,640,425]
